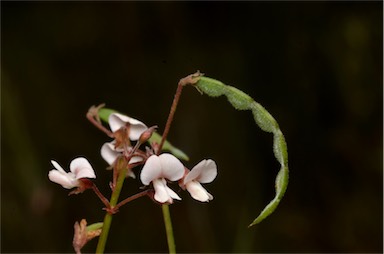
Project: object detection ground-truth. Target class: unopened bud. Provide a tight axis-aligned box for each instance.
[139,125,158,144]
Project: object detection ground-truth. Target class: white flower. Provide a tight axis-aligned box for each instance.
[103,113,147,179]
[140,153,184,203]
[108,113,148,141]
[101,142,122,166]
[183,159,217,202]
[100,141,143,178]
[48,157,96,189]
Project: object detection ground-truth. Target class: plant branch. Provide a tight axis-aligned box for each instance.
[92,184,110,209]
[114,189,151,211]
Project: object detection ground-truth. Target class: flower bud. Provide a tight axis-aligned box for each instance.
[139,125,158,144]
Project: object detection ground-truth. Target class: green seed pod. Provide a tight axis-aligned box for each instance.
[195,76,289,227]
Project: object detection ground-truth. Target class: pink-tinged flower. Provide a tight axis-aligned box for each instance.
[108,113,148,141]
[48,157,96,189]
[140,153,184,204]
[100,141,143,178]
[183,159,217,202]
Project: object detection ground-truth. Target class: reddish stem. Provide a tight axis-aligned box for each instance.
[113,189,151,211]
[157,83,183,154]
[92,184,111,209]
[158,71,202,154]
[86,111,114,138]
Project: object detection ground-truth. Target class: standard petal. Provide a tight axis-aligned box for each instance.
[70,157,96,179]
[127,121,148,141]
[183,159,206,184]
[140,155,162,185]
[196,159,217,183]
[101,142,121,165]
[153,178,172,203]
[108,113,147,140]
[158,153,184,181]
[48,170,78,189]
[185,159,217,184]
[108,113,130,133]
[186,181,213,202]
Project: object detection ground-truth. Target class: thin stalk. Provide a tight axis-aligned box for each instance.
[158,71,202,153]
[114,189,150,211]
[86,110,114,138]
[162,204,176,254]
[92,184,111,208]
[158,83,184,154]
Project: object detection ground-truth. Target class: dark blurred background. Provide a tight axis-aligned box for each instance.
[1,1,382,253]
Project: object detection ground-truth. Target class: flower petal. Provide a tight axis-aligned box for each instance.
[158,153,184,181]
[108,113,130,133]
[48,169,78,189]
[126,170,136,179]
[153,178,172,203]
[185,159,217,184]
[101,141,142,166]
[51,160,66,173]
[197,159,217,183]
[166,185,182,201]
[140,155,162,185]
[128,122,148,141]
[101,142,121,165]
[186,181,213,202]
[108,113,147,140]
[129,156,143,164]
[70,157,96,179]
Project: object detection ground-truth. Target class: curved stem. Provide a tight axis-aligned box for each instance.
[158,71,202,154]
[162,204,176,254]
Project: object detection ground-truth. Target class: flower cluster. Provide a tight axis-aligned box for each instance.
[48,112,218,204]
[47,73,221,253]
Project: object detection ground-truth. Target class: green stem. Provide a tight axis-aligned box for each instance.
[95,161,129,253]
[162,204,176,254]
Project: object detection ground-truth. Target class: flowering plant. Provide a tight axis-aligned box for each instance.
[48,72,289,253]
